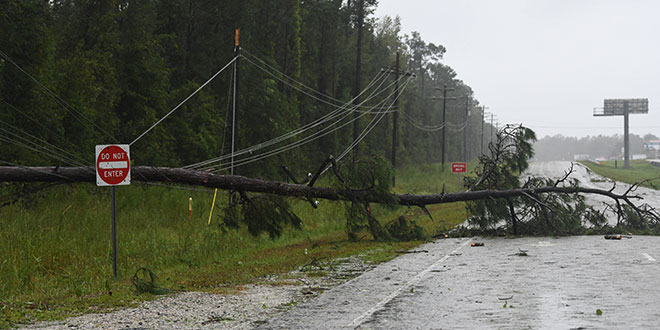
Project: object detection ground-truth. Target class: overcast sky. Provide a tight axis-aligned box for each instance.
[375,0,660,139]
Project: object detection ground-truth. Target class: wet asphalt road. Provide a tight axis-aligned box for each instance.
[526,161,660,224]
[261,161,660,329]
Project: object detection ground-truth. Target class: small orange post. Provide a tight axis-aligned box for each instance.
[235,28,240,47]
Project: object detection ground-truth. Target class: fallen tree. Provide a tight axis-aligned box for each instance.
[0,164,651,214]
[2,125,658,238]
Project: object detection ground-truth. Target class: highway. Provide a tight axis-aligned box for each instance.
[261,161,660,329]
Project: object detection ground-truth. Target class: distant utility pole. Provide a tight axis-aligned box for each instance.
[464,95,470,162]
[433,85,456,171]
[480,106,489,155]
[593,98,649,168]
[352,0,365,164]
[490,113,494,143]
[420,67,425,99]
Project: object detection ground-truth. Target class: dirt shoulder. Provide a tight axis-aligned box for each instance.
[21,256,373,330]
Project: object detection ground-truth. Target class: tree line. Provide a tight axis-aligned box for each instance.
[0,0,495,180]
[533,133,659,161]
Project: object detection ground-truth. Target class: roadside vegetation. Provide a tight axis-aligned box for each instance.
[580,160,660,190]
[0,162,469,328]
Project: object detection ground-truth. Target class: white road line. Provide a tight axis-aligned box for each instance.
[642,253,656,262]
[347,238,472,328]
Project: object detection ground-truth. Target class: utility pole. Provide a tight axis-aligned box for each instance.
[623,100,630,168]
[490,113,495,147]
[352,0,365,164]
[228,28,241,205]
[420,66,425,99]
[480,106,489,155]
[433,85,456,171]
[231,28,240,176]
[391,52,400,187]
[381,52,412,186]
[464,95,470,162]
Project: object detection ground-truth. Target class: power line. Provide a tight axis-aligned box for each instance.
[130,56,238,146]
[185,70,402,170]
[0,125,88,167]
[203,75,413,173]
[204,79,406,172]
[0,97,87,158]
[337,78,413,162]
[0,49,117,142]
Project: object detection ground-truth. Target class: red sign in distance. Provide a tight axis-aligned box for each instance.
[96,144,131,186]
[451,162,467,173]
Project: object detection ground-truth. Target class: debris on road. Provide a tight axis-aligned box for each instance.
[396,250,429,254]
[471,242,485,247]
[432,233,450,239]
[604,234,632,240]
[498,296,513,301]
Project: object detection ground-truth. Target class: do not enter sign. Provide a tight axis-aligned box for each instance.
[96,144,131,186]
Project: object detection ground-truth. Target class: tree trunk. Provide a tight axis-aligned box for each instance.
[0,166,646,209]
[507,197,518,235]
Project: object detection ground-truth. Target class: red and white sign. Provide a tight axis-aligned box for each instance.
[451,162,467,173]
[96,144,131,186]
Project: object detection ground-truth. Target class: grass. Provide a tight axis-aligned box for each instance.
[0,162,469,328]
[580,160,660,189]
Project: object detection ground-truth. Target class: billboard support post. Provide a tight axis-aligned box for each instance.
[594,98,648,169]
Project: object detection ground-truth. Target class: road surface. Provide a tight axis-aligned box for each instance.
[526,161,660,224]
[261,161,660,329]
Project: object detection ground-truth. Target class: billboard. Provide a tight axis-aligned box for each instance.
[595,98,649,116]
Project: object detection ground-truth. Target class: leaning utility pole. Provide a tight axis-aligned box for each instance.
[352,0,365,164]
[434,85,455,171]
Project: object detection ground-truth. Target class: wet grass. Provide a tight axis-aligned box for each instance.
[581,160,660,189]
[0,163,468,328]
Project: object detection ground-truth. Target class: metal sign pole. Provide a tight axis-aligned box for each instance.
[96,144,130,279]
[112,186,117,279]
[457,172,461,193]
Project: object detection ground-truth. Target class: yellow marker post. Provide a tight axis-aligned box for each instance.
[188,197,193,221]
[208,188,218,225]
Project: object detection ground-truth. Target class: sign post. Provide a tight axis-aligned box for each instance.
[451,162,467,192]
[96,144,131,279]
[594,98,648,168]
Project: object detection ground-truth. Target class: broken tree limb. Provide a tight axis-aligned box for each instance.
[0,166,649,208]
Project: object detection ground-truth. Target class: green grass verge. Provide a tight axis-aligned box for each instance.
[0,163,469,328]
[580,160,660,189]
